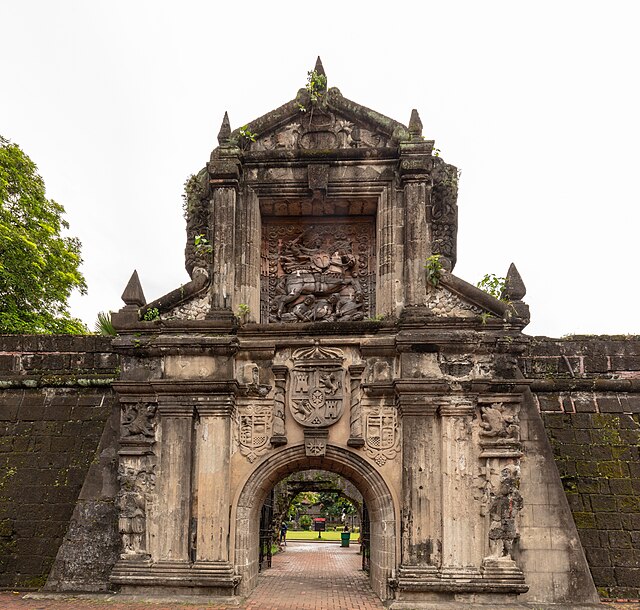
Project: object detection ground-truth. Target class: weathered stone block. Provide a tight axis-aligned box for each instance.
[615,567,640,587]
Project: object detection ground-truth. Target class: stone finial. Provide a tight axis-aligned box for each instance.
[503,263,526,301]
[313,56,326,79]
[217,111,231,145]
[408,109,423,138]
[121,270,146,308]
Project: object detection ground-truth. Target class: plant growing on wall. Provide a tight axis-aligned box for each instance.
[477,273,507,300]
[425,254,443,287]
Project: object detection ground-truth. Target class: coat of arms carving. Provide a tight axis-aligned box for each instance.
[289,346,346,428]
[364,405,399,466]
[238,404,272,462]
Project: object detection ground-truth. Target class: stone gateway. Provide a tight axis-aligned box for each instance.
[55,59,600,605]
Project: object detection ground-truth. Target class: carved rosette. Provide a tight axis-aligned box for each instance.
[238,404,273,463]
[363,404,399,466]
[288,346,346,428]
[477,396,525,582]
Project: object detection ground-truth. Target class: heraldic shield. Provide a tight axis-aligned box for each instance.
[289,346,346,428]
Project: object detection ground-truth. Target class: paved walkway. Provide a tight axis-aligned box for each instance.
[0,542,384,610]
[0,543,637,609]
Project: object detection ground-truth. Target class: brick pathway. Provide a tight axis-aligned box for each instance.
[0,543,638,609]
[0,542,384,610]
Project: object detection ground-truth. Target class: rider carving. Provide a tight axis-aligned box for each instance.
[269,228,367,323]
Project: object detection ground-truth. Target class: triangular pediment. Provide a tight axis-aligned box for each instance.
[224,65,415,153]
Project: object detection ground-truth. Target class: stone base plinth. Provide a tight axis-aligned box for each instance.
[110,560,240,596]
[392,562,528,604]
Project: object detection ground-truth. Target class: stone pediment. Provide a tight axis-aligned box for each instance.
[242,100,404,153]
[224,59,414,154]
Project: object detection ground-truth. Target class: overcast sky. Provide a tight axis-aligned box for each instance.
[2,1,639,338]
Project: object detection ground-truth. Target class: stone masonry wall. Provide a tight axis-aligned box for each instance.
[0,333,638,596]
[0,336,118,589]
[523,336,640,599]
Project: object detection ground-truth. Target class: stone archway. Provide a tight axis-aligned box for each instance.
[233,444,398,601]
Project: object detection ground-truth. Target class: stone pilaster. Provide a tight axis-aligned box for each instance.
[397,389,441,572]
[194,395,234,564]
[439,397,482,581]
[155,403,193,563]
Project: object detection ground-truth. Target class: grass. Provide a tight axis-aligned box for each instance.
[286,529,353,541]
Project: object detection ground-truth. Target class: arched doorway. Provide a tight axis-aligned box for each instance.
[232,444,398,601]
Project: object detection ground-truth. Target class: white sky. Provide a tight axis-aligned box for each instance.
[2,1,639,338]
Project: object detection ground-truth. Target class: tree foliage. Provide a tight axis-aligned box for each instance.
[0,136,87,334]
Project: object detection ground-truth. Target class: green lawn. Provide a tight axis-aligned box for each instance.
[286,529,352,541]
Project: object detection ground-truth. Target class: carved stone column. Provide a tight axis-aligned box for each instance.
[439,396,482,581]
[156,402,193,563]
[208,141,240,318]
[399,139,432,307]
[194,395,234,564]
[271,365,288,446]
[347,364,365,447]
[402,180,429,306]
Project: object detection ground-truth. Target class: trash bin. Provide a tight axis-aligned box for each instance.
[341,532,350,547]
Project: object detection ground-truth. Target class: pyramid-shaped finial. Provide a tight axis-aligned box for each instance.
[121,270,146,308]
[408,109,423,138]
[217,111,231,145]
[314,56,326,78]
[503,263,526,301]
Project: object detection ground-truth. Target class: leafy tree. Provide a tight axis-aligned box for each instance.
[0,136,87,333]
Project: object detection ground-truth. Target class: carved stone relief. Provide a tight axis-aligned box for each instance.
[426,286,483,318]
[363,404,399,466]
[262,219,375,323]
[479,401,521,449]
[237,404,273,463]
[289,346,346,428]
[484,464,523,561]
[121,403,157,439]
[250,112,389,152]
[116,461,155,559]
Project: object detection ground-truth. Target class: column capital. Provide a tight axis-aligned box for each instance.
[438,396,476,417]
[157,403,195,417]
